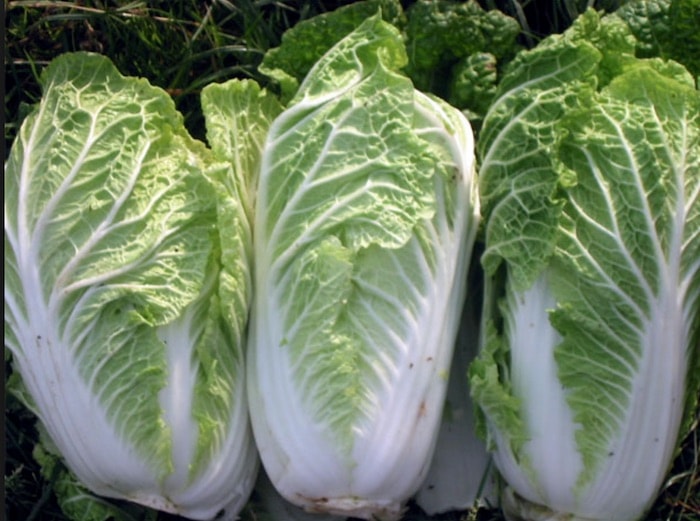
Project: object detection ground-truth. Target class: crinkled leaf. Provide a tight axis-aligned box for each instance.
[616,0,700,77]
[259,0,404,101]
[404,0,521,105]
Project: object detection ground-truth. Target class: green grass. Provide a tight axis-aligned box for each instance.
[4,0,344,148]
[3,1,699,521]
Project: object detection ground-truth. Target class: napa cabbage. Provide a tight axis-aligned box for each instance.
[246,15,480,520]
[3,52,261,520]
[469,10,700,521]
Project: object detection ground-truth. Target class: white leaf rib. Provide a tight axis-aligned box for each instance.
[353,277,423,328]
[346,305,406,362]
[3,290,23,339]
[560,289,640,371]
[481,96,544,172]
[599,105,667,269]
[57,216,179,295]
[483,170,553,243]
[51,141,152,292]
[564,344,634,404]
[385,238,438,311]
[264,109,357,248]
[586,144,657,292]
[344,312,403,399]
[15,80,58,262]
[10,94,65,329]
[484,53,588,136]
[686,180,700,224]
[487,148,543,168]
[561,223,649,320]
[268,186,388,275]
[93,355,136,408]
[30,106,129,258]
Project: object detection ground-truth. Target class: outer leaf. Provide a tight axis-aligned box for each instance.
[550,61,699,514]
[259,0,405,101]
[615,0,700,78]
[32,431,148,521]
[247,470,345,521]
[4,52,257,520]
[248,15,479,520]
[477,11,637,291]
[403,0,521,113]
[201,79,283,222]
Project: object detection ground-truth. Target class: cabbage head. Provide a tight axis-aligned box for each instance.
[470,10,700,521]
[4,53,259,520]
[247,15,480,520]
